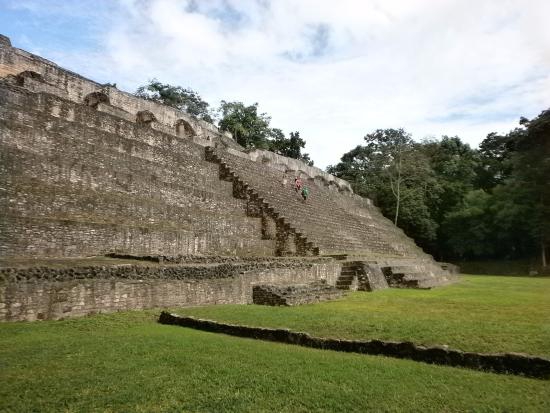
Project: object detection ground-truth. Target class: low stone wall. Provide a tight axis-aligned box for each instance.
[158,313,550,379]
[0,261,341,321]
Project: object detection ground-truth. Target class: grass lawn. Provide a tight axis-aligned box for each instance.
[176,275,550,357]
[1,311,549,413]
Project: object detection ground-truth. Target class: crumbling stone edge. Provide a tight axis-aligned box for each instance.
[158,312,550,379]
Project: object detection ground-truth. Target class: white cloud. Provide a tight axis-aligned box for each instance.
[79,0,550,167]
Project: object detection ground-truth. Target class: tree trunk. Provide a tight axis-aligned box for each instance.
[543,241,547,268]
[394,155,402,225]
[394,181,400,225]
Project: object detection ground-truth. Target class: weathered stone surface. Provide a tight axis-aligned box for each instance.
[0,35,459,322]
[336,261,389,291]
[380,260,457,289]
[0,34,10,47]
[104,253,333,265]
[0,260,341,321]
[159,313,550,379]
[439,262,460,274]
[252,283,344,306]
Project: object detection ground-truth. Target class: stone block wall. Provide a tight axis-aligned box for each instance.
[0,38,229,146]
[0,260,341,321]
[0,34,452,287]
[0,82,275,258]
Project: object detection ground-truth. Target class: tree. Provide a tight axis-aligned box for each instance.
[362,129,423,226]
[327,145,376,197]
[269,131,313,165]
[441,190,496,259]
[506,110,550,267]
[475,131,518,190]
[218,102,315,164]
[135,79,214,122]
[328,129,439,249]
[420,137,479,257]
[217,101,272,149]
[328,112,549,264]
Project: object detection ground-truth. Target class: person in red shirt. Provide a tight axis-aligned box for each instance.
[294,177,302,192]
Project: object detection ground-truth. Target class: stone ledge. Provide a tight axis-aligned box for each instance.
[158,312,550,379]
[0,259,330,283]
[105,253,334,265]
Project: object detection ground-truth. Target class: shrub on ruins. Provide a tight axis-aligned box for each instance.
[135,79,214,122]
[268,130,314,166]
[218,101,314,164]
[218,101,272,149]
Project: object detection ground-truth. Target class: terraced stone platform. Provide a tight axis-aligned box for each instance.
[0,35,458,320]
[205,147,457,288]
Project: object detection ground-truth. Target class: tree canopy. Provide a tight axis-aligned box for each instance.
[217,101,272,149]
[135,79,214,123]
[269,131,313,165]
[134,80,315,164]
[217,100,313,163]
[328,110,550,267]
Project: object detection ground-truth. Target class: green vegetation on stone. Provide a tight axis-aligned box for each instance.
[133,81,314,163]
[217,100,313,164]
[135,79,215,123]
[177,275,550,357]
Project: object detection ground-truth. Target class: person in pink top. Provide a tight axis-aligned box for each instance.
[294,177,302,192]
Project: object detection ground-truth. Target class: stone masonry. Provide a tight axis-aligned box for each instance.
[0,35,457,320]
[252,283,345,306]
[0,258,341,321]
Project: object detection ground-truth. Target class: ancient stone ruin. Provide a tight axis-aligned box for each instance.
[0,35,457,321]
[252,283,344,306]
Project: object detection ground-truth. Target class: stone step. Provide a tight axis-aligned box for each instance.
[252,283,345,306]
[212,147,448,264]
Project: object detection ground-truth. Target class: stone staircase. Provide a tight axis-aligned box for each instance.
[335,260,390,291]
[252,283,345,306]
[332,255,456,290]
[206,147,318,256]
[335,261,361,290]
[205,146,458,289]
[207,147,430,257]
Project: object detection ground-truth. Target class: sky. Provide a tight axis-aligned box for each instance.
[1,0,549,168]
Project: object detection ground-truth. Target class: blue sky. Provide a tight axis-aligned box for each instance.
[1,0,549,168]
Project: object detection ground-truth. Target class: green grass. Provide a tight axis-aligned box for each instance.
[176,275,550,357]
[1,311,549,413]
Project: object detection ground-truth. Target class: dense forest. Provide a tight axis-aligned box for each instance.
[328,111,549,266]
[135,80,549,267]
